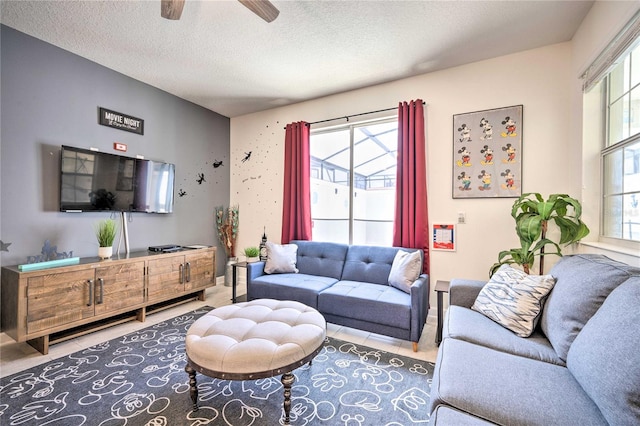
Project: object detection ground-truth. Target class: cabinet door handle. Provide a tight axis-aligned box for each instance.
[179,264,184,284]
[87,279,94,306]
[185,262,191,282]
[98,278,104,304]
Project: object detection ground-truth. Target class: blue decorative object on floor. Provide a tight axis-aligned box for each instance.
[0,306,434,425]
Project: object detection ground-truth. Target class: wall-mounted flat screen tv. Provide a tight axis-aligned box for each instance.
[60,145,175,213]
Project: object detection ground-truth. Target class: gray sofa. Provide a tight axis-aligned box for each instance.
[246,240,429,351]
[428,254,640,425]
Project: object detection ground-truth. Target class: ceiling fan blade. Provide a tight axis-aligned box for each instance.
[238,0,280,23]
[161,0,185,20]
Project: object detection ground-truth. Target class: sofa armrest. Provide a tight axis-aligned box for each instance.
[246,261,266,299]
[410,274,430,342]
[449,278,486,308]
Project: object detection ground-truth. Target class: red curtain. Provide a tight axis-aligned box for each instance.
[393,100,429,275]
[281,121,312,243]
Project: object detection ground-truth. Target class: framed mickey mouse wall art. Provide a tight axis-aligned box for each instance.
[452,105,522,199]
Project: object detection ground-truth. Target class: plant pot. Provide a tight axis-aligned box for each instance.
[246,257,259,263]
[98,246,113,259]
[224,257,237,287]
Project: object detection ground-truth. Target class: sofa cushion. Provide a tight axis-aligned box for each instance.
[444,306,564,365]
[291,240,348,280]
[388,250,422,293]
[248,273,338,309]
[471,265,556,337]
[540,254,640,361]
[264,242,298,274]
[318,280,411,330]
[429,338,608,426]
[342,245,420,285]
[566,276,640,426]
[431,405,497,425]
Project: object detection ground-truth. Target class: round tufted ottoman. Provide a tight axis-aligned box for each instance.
[184,299,326,424]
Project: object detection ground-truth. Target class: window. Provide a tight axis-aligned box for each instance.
[601,42,640,242]
[310,118,397,245]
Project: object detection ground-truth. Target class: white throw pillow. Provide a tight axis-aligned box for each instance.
[388,250,422,293]
[264,242,299,274]
[472,264,557,337]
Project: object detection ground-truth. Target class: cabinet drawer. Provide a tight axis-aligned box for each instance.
[147,255,185,301]
[184,251,214,291]
[94,261,145,315]
[27,269,95,334]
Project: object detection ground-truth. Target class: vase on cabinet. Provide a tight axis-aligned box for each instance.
[224,257,237,287]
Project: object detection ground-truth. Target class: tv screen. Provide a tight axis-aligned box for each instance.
[60,145,175,213]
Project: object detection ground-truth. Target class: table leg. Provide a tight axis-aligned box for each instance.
[436,290,444,345]
[232,264,237,303]
[281,372,295,425]
[185,364,199,411]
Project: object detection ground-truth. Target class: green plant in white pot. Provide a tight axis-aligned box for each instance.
[95,219,117,259]
[244,246,260,262]
[490,193,590,276]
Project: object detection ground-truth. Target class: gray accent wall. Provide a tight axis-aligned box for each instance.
[0,25,230,274]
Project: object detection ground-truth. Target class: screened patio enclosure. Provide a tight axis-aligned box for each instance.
[310,119,398,245]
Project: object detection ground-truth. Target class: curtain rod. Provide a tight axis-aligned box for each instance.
[283,101,426,129]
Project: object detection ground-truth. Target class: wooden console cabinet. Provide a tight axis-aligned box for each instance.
[1,247,216,354]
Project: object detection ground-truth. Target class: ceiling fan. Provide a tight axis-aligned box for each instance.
[161,0,279,23]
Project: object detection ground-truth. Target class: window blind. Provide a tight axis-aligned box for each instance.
[581,9,640,92]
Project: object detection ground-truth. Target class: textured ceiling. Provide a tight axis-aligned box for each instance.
[1,0,594,118]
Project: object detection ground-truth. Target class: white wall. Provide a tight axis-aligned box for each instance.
[230,41,580,306]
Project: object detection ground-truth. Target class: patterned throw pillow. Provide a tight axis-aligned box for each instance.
[471,264,557,337]
[264,242,299,274]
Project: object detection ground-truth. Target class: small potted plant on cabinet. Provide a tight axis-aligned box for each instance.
[95,219,117,259]
[244,246,260,263]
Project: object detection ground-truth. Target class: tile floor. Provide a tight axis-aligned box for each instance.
[0,281,440,378]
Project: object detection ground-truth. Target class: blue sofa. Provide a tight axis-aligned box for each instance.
[428,254,640,425]
[246,240,430,351]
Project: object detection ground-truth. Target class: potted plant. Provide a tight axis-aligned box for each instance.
[95,219,117,259]
[490,193,590,276]
[244,246,260,262]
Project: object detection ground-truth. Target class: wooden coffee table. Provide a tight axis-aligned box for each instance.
[184,299,326,425]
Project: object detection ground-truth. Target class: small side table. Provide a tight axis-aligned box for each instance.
[231,261,248,303]
[435,280,450,345]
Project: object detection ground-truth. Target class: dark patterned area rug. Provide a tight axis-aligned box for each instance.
[0,306,434,425]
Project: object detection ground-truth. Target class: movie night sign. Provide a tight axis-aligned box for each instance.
[99,107,144,135]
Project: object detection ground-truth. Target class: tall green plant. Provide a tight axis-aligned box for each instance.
[490,193,590,276]
[95,219,117,247]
